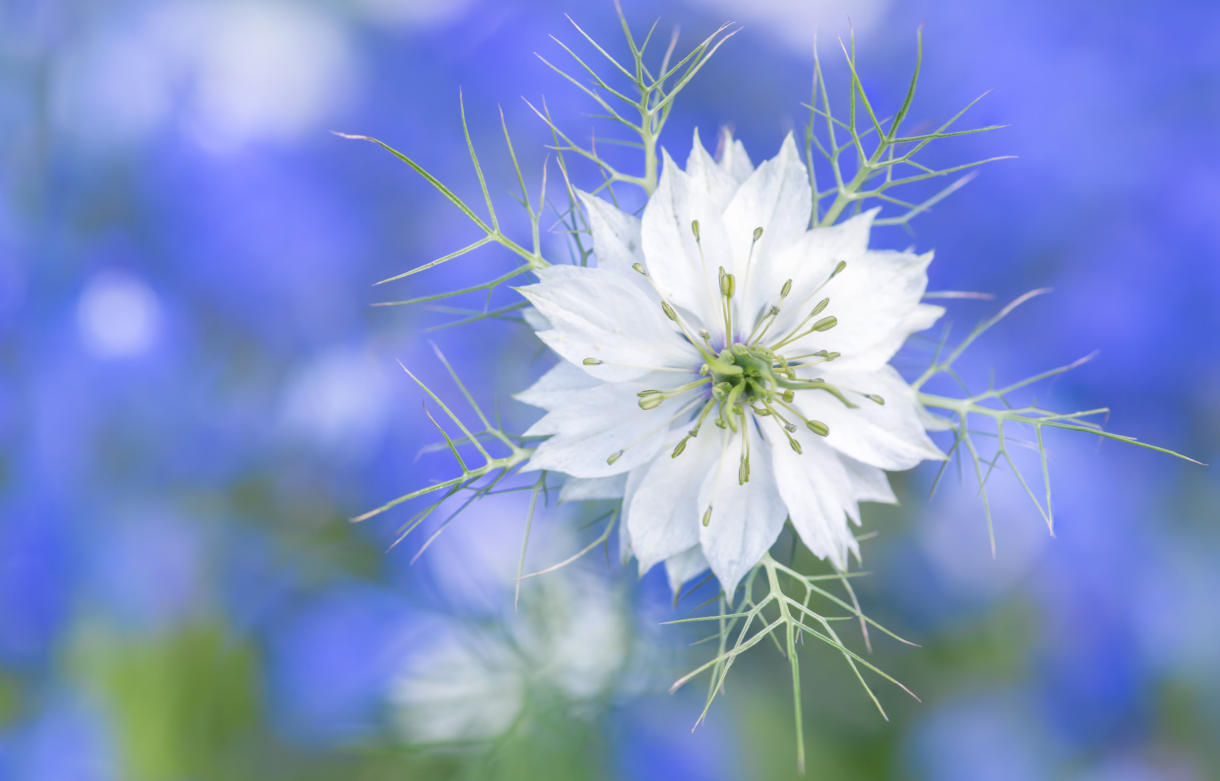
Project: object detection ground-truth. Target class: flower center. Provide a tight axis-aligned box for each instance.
[708,343,784,408]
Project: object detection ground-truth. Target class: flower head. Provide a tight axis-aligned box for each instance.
[517,130,945,595]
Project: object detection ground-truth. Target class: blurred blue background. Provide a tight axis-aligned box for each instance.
[2,0,1217,779]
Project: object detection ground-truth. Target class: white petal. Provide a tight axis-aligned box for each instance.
[717,128,753,184]
[640,150,734,333]
[685,128,739,211]
[795,364,944,471]
[517,265,697,382]
[840,455,898,517]
[768,435,858,569]
[792,249,942,371]
[515,361,600,410]
[697,425,788,598]
[918,404,956,432]
[523,373,699,478]
[626,428,722,573]
[559,474,627,503]
[618,465,648,564]
[664,546,710,594]
[522,306,550,332]
[577,191,642,277]
[722,133,811,289]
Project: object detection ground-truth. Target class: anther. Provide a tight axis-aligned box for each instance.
[832,260,847,277]
[864,393,886,406]
[780,278,793,298]
[606,449,624,465]
[718,268,735,298]
[671,437,689,458]
[811,315,837,332]
[661,301,679,321]
[752,226,764,242]
[806,419,829,437]
[811,297,830,316]
[637,392,664,411]
[632,262,648,276]
[789,438,803,454]
[582,357,603,365]
[702,505,713,526]
[691,220,701,241]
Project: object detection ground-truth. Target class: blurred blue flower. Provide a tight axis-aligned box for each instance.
[261,582,413,745]
[0,692,116,781]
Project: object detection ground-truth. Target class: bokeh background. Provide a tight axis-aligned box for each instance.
[2,0,1218,779]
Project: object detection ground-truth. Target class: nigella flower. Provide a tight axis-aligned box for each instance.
[516,130,946,596]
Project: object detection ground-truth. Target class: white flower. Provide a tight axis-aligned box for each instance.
[389,570,642,745]
[516,130,945,596]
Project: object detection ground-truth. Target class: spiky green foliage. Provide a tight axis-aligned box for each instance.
[914,289,1202,554]
[805,27,1010,229]
[334,95,550,317]
[530,11,735,197]
[668,554,918,773]
[349,343,533,550]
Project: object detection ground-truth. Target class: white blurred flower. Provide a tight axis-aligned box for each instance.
[77,270,163,359]
[389,570,639,745]
[684,0,890,54]
[352,0,473,29]
[279,348,392,458]
[516,131,944,595]
[52,1,356,149]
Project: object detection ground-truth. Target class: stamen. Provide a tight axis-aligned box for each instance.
[742,226,764,299]
[748,278,795,346]
[719,270,735,299]
[777,377,857,408]
[718,266,735,339]
[811,315,837,332]
[583,357,695,374]
[784,349,841,363]
[770,313,837,351]
[635,376,713,410]
[638,392,665,410]
[687,397,718,439]
[737,410,751,484]
[774,398,831,437]
[766,255,847,349]
[806,419,829,436]
[621,256,718,362]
